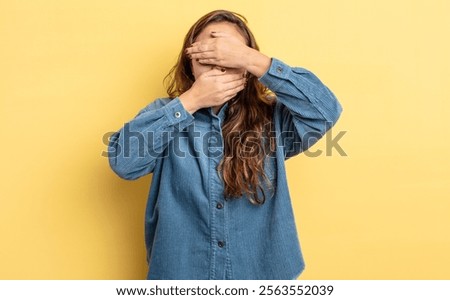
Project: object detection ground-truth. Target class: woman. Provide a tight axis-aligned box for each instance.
[108,10,342,280]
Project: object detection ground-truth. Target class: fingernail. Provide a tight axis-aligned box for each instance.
[221,68,226,72]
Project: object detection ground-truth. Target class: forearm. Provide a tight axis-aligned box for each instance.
[260,58,342,123]
[109,98,194,179]
[259,58,343,157]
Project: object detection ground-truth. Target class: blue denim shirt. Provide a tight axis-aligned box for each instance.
[108,58,342,280]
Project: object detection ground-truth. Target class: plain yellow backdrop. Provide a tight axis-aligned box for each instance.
[1,0,449,279]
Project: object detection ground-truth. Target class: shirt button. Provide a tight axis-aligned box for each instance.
[218,241,225,248]
[174,111,181,118]
[276,66,283,73]
[216,202,223,209]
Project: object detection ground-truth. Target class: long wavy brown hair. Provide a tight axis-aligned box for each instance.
[164,10,276,205]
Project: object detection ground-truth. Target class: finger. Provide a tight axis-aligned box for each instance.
[187,39,215,53]
[209,72,245,83]
[210,31,230,38]
[186,50,214,60]
[202,68,247,82]
[196,57,218,65]
[190,37,216,47]
[223,93,238,103]
[223,83,245,100]
[202,67,227,77]
[187,45,214,55]
[221,75,247,85]
[223,78,246,93]
[190,50,215,59]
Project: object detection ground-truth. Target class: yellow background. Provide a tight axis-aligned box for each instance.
[1,0,449,279]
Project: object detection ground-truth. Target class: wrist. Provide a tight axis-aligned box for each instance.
[179,90,200,114]
[244,48,271,78]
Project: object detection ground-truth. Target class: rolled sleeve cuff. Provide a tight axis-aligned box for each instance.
[258,58,292,90]
[162,97,195,128]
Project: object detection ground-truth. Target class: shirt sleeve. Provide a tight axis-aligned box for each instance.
[108,97,194,180]
[258,58,343,159]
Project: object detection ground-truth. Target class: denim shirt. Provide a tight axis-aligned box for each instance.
[108,58,343,280]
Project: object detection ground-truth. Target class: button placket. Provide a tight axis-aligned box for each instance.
[209,115,227,279]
